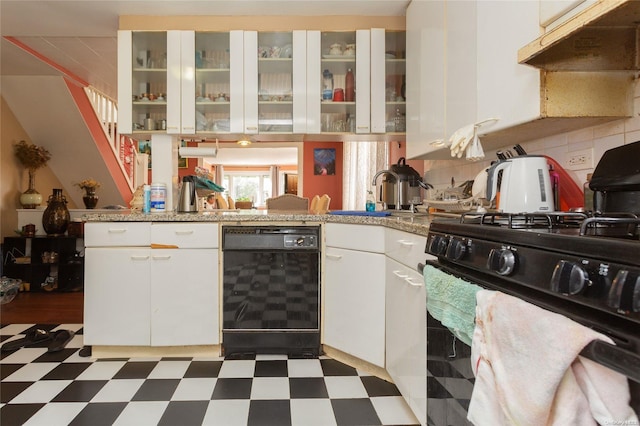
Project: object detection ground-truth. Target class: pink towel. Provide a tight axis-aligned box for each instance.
[468,290,638,426]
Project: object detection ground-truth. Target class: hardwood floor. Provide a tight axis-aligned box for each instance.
[0,291,83,324]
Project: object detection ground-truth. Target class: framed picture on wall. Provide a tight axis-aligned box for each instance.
[314,148,336,175]
[138,141,151,169]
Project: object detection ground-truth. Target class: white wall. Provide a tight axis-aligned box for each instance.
[423,79,640,190]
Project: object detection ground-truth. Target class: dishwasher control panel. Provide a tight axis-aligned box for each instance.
[284,234,318,248]
[223,226,320,250]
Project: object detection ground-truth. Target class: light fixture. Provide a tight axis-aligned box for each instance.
[237,137,252,146]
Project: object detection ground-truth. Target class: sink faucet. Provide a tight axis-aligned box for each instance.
[371,169,402,210]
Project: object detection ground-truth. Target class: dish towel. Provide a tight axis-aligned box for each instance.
[423,265,482,346]
[469,289,639,426]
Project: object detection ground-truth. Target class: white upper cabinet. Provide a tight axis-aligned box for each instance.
[119,27,404,137]
[308,30,372,134]
[246,30,308,135]
[118,30,169,136]
[371,29,406,135]
[406,1,446,158]
[406,1,540,159]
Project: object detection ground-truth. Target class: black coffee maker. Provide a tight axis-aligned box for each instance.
[589,141,640,214]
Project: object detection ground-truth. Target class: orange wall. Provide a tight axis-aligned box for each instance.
[302,141,343,210]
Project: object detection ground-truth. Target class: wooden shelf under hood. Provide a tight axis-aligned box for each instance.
[519,0,640,71]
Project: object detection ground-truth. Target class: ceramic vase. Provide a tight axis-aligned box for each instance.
[42,188,70,236]
[83,188,99,209]
[19,169,43,209]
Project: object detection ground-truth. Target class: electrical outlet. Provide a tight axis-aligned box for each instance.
[566,148,594,171]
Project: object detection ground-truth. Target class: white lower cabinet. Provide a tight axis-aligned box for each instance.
[84,247,152,346]
[324,224,385,368]
[385,256,427,426]
[84,222,219,347]
[150,248,218,346]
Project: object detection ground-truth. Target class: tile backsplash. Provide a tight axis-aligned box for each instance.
[423,79,640,191]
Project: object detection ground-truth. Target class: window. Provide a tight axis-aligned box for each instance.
[224,172,272,206]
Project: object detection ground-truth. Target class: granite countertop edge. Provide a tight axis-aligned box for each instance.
[82,211,435,237]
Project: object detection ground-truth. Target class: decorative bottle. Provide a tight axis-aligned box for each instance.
[366,190,376,212]
[345,68,355,102]
[42,188,70,236]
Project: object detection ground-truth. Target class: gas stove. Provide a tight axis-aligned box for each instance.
[426,212,640,328]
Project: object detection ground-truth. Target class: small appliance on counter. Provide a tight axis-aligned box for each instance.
[376,157,432,210]
[177,175,198,213]
[486,155,554,213]
[590,141,640,214]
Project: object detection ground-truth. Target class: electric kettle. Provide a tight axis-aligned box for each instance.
[486,155,554,213]
[177,175,198,213]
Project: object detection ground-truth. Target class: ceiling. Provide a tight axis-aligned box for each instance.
[0,0,409,101]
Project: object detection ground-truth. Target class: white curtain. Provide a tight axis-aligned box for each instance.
[214,165,224,190]
[342,141,389,210]
[270,165,280,196]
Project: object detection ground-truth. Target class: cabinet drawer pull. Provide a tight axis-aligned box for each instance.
[175,230,195,235]
[167,126,179,130]
[130,255,150,261]
[108,228,127,234]
[398,240,415,247]
[326,253,342,260]
[246,126,258,131]
[393,270,409,278]
[152,255,172,261]
[405,277,423,287]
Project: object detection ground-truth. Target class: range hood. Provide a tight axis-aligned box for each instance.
[519,0,640,70]
[479,0,637,152]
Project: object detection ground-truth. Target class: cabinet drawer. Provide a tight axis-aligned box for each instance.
[325,223,384,253]
[84,222,151,247]
[151,223,219,248]
[385,228,428,270]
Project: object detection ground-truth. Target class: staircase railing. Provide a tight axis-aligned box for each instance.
[84,87,144,192]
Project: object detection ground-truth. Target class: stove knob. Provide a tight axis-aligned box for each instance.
[550,260,589,295]
[607,270,640,313]
[296,237,305,246]
[428,235,449,256]
[446,239,466,261]
[487,248,516,276]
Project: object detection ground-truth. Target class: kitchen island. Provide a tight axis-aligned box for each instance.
[82,210,434,425]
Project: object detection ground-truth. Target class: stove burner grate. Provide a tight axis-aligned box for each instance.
[580,215,640,239]
[460,211,587,229]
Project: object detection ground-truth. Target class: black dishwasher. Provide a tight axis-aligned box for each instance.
[222,226,321,358]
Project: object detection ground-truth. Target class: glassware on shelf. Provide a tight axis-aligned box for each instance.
[393,108,406,133]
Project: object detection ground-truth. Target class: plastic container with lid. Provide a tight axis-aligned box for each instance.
[150,183,166,213]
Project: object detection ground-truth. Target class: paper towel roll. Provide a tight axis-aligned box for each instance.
[178,147,218,157]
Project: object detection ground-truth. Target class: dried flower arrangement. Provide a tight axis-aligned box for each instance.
[75,178,101,191]
[13,140,51,171]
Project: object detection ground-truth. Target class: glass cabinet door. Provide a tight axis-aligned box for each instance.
[257,31,295,134]
[371,29,406,134]
[130,32,168,135]
[313,30,370,134]
[194,32,232,134]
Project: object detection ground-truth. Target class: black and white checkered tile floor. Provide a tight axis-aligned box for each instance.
[1,324,419,426]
